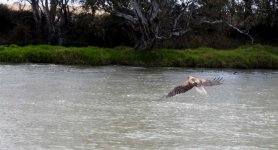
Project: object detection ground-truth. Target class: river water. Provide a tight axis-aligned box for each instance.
[0,64,277,149]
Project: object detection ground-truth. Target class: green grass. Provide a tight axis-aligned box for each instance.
[0,44,277,69]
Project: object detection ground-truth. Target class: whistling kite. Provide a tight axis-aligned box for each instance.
[166,76,223,98]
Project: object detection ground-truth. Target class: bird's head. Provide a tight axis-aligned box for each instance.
[188,76,200,86]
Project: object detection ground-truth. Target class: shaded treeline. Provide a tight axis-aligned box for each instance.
[0,0,277,50]
[0,4,132,47]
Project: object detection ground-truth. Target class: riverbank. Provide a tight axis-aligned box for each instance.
[0,44,277,69]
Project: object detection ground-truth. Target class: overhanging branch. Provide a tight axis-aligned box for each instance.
[202,20,254,44]
[113,11,138,24]
[156,28,192,40]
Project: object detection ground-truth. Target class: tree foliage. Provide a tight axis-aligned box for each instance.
[0,0,277,50]
[93,0,262,50]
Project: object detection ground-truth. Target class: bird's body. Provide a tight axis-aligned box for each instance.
[166,76,222,98]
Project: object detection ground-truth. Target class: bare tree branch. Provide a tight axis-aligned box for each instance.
[113,11,137,24]
[156,28,192,40]
[130,0,148,25]
[202,20,254,44]
[149,0,159,22]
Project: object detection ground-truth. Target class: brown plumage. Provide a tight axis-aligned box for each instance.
[166,76,223,98]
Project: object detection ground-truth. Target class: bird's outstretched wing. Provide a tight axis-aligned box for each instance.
[166,82,193,98]
[200,76,223,86]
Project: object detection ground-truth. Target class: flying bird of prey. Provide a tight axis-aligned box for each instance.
[166,76,223,98]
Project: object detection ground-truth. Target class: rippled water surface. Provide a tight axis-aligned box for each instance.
[0,64,278,149]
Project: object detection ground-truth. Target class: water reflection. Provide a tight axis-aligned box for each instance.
[0,65,277,149]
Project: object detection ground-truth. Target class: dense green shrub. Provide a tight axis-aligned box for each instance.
[0,44,277,69]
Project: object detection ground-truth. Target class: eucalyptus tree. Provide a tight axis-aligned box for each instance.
[26,0,42,33]
[193,0,257,43]
[254,0,278,26]
[93,0,254,50]
[91,0,197,50]
[26,0,73,44]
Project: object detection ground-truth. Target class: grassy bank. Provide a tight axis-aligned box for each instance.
[0,44,277,69]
